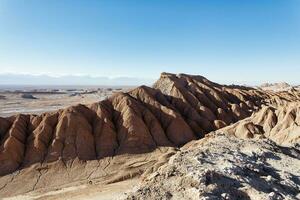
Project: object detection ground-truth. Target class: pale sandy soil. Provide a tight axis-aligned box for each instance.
[3,179,137,200]
[0,147,176,200]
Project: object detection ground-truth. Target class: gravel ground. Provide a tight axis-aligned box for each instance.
[125,132,300,200]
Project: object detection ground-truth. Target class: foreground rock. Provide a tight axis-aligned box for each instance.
[125,133,300,200]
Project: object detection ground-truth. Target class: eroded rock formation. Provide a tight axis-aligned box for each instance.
[220,102,300,145]
[0,72,299,182]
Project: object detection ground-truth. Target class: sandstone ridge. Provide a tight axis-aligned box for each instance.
[0,72,299,178]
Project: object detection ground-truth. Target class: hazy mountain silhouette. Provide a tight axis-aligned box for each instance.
[0,73,154,86]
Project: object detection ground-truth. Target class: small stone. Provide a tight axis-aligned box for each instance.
[268,192,277,200]
[266,175,272,182]
[200,197,210,200]
[221,193,230,199]
[268,192,283,200]
[147,172,159,180]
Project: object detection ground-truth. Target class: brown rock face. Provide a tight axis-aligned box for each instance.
[0,115,30,174]
[0,73,299,177]
[220,103,300,145]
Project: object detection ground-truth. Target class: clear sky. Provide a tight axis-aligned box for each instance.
[0,0,299,85]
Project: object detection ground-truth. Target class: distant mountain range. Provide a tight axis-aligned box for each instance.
[0,73,155,86]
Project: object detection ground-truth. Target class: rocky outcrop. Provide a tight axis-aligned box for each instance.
[221,102,300,145]
[0,73,299,178]
[259,82,293,91]
[125,132,300,200]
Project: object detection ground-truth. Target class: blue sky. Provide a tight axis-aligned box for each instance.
[0,0,299,84]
